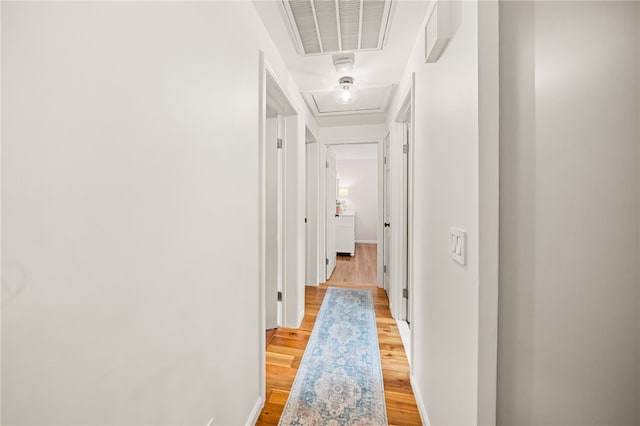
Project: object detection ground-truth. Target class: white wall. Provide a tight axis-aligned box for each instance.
[498,2,640,425]
[2,2,314,424]
[336,159,378,242]
[320,124,386,143]
[386,1,499,424]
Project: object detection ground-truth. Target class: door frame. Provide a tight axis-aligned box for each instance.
[325,146,338,280]
[392,73,415,365]
[319,140,384,286]
[258,52,301,405]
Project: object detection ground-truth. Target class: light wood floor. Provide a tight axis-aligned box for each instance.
[257,244,421,425]
[330,243,378,284]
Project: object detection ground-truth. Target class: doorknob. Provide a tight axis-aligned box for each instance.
[384,222,390,228]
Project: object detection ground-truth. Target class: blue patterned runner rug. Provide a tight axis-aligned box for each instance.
[279,287,388,425]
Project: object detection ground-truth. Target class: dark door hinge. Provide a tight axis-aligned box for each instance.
[277,291,282,302]
[402,288,408,299]
[325,258,329,265]
[383,265,387,273]
[403,144,409,154]
[277,138,283,149]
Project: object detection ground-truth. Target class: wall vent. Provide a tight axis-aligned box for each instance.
[282,0,392,56]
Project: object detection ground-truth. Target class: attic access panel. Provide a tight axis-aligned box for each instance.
[283,0,392,55]
[302,85,394,116]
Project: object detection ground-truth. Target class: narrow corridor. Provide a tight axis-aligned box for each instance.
[257,244,421,425]
[329,243,378,284]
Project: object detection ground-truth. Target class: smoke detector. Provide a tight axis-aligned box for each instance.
[333,54,355,73]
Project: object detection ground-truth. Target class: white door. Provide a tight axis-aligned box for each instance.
[383,134,391,292]
[265,117,279,329]
[326,146,337,280]
[305,142,318,285]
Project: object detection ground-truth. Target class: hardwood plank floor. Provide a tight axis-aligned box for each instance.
[329,243,378,284]
[257,244,421,426]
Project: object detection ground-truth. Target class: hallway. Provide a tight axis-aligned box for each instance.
[3,2,639,425]
[258,244,421,425]
[329,243,378,284]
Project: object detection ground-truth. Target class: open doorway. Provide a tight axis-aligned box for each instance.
[264,73,296,331]
[392,76,414,366]
[259,54,301,405]
[264,112,284,331]
[394,84,414,327]
[325,143,380,284]
[325,146,338,280]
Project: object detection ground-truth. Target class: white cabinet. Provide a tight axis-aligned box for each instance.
[336,211,355,256]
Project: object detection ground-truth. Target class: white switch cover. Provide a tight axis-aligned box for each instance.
[450,227,466,265]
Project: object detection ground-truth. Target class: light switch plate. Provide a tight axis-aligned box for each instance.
[450,227,466,265]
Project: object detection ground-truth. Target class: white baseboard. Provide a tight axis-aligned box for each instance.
[410,375,431,426]
[396,320,412,369]
[245,395,264,426]
[355,240,377,244]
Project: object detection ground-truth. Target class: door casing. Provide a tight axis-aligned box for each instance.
[325,146,337,280]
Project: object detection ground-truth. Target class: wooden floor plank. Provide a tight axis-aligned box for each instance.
[257,243,422,425]
[328,243,378,284]
[266,352,295,368]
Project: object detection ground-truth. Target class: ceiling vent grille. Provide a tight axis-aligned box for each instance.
[283,0,392,56]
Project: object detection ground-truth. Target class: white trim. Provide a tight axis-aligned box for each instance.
[320,138,384,287]
[396,319,411,368]
[245,396,264,426]
[281,0,307,55]
[257,50,267,408]
[377,138,384,288]
[477,1,500,424]
[357,0,363,49]
[394,86,412,123]
[308,0,325,53]
[335,0,343,51]
[301,86,395,119]
[411,375,431,426]
[355,240,377,244]
[378,0,393,49]
[407,74,416,370]
[259,52,305,407]
[388,72,415,370]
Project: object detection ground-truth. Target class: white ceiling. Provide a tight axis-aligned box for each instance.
[253,0,430,125]
[303,85,394,115]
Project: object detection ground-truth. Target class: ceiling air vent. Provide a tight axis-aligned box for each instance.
[282,0,392,56]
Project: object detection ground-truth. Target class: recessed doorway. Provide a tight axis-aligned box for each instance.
[325,143,380,285]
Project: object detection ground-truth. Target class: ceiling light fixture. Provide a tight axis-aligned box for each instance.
[334,76,359,105]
